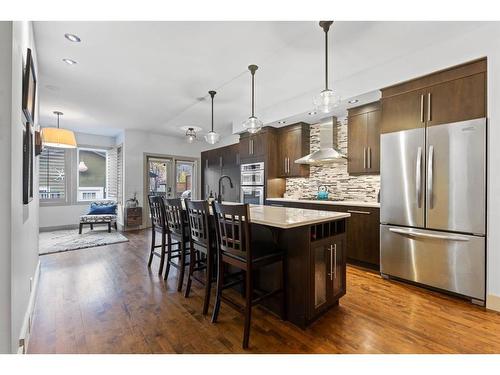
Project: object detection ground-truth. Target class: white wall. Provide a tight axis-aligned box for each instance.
[38,131,117,229]
[1,21,40,353]
[0,21,13,354]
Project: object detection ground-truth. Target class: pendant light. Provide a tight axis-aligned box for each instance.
[185,127,197,143]
[204,90,220,145]
[313,21,340,113]
[242,64,263,134]
[41,111,77,148]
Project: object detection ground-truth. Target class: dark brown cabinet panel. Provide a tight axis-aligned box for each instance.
[345,207,380,267]
[277,123,310,178]
[240,131,266,161]
[348,102,381,175]
[201,144,241,202]
[380,89,426,134]
[427,72,486,127]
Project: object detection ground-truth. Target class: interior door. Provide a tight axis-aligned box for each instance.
[426,118,486,234]
[380,127,425,228]
[174,160,195,199]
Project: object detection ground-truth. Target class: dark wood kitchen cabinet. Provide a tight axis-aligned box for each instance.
[277,123,310,178]
[239,130,266,161]
[381,58,486,134]
[265,199,380,269]
[309,234,346,320]
[201,143,240,201]
[348,102,381,174]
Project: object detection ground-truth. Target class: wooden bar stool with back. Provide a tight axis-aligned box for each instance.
[211,202,287,349]
[147,195,174,275]
[163,198,192,292]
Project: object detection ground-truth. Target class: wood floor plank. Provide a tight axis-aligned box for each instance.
[28,229,500,354]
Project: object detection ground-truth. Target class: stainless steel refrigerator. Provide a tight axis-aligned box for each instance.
[380,118,486,304]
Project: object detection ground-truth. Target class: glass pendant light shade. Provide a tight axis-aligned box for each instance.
[313,21,340,114]
[204,131,221,144]
[243,116,263,134]
[205,90,220,145]
[313,89,341,113]
[242,65,263,134]
[41,111,77,148]
[185,127,197,143]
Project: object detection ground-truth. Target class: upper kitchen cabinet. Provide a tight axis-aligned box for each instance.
[381,58,486,133]
[348,102,381,175]
[277,123,310,178]
[239,129,267,161]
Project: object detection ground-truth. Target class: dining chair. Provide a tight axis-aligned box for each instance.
[211,202,287,349]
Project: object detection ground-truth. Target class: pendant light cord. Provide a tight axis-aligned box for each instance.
[209,90,216,132]
[325,28,328,91]
[248,65,258,118]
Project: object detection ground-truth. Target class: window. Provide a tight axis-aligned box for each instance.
[106,146,122,203]
[77,148,108,201]
[39,146,67,202]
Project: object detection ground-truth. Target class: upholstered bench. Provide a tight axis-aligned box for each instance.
[79,200,118,234]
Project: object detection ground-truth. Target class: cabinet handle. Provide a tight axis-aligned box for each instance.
[284,158,287,174]
[427,92,432,122]
[219,156,223,168]
[205,159,208,168]
[347,209,371,215]
[287,157,290,174]
[363,147,367,169]
[368,147,371,169]
[334,243,337,280]
[329,245,333,281]
[420,94,424,123]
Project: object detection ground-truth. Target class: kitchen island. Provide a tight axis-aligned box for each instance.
[244,205,350,328]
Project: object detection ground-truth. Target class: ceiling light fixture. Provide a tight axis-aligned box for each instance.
[64,33,81,42]
[278,120,287,124]
[348,99,359,104]
[185,127,197,143]
[204,90,220,145]
[313,21,340,113]
[62,58,77,65]
[41,111,77,149]
[242,64,263,134]
[308,111,317,116]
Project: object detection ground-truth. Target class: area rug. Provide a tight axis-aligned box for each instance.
[39,228,129,255]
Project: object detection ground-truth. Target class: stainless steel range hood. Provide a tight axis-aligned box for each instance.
[295,117,346,165]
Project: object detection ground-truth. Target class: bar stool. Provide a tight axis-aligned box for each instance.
[147,195,169,275]
[163,198,191,292]
[184,199,216,315]
[211,202,287,349]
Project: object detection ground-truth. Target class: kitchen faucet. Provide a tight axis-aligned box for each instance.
[217,175,234,203]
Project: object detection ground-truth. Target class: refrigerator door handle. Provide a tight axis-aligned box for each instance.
[388,227,470,242]
[420,94,424,122]
[427,145,434,209]
[416,147,422,208]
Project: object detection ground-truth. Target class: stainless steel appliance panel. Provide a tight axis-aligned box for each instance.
[241,186,264,205]
[380,128,425,227]
[426,118,486,234]
[380,224,485,300]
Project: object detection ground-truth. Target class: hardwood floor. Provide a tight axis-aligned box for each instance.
[28,229,500,354]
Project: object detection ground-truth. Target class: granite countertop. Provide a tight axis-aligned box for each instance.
[248,205,350,229]
[266,197,380,208]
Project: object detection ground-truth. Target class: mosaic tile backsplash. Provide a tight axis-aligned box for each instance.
[284,117,380,202]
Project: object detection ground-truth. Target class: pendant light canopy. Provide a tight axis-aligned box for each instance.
[205,90,221,145]
[242,64,263,134]
[185,127,197,143]
[313,21,340,113]
[41,111,77,149]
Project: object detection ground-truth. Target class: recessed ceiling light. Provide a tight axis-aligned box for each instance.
[308,111,317,115]
[62,58,77,65]
[278,120,287,124]
[348,99,359,104]
[64,33,81,42]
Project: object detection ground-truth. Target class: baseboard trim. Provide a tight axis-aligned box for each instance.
[17,260,40,354]
[486,294,500,312]
[39,224,79,232]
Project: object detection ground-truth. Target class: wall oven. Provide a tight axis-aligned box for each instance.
[240,162,265,204]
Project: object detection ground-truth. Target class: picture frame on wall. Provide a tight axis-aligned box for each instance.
[23,122,34,204]
[22,48,37,123]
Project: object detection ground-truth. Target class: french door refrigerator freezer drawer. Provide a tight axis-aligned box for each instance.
[380,224,485,301]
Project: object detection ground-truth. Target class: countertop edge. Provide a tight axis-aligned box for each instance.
[266,198,380,208]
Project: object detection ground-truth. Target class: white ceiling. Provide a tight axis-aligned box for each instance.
[34,21,486,138]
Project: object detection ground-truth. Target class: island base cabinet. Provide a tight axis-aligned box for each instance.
[309,235,346,321]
